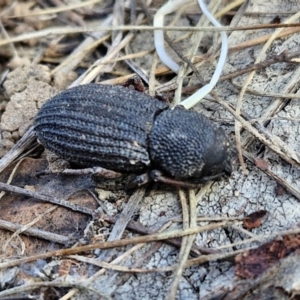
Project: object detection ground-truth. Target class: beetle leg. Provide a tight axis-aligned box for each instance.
[200,172,227,182]
[149,170,198,188]
[123,75,146,93]
[123,75,170,104]
[126,173,150,189]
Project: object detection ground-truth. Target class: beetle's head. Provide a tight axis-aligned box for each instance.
[195,127,233,181]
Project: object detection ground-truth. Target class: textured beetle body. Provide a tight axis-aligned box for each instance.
[34,84,232,181]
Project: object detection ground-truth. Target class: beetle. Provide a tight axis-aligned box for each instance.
[34,83,232,187]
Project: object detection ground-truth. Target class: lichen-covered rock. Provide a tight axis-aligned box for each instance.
[2,81,55,132]
[3,64,51,97]
[0,65,55,156]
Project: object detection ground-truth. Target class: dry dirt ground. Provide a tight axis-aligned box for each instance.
[0,0,300,299]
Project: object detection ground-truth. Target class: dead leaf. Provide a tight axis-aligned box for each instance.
[235,233,300,279]
[255,159,269,171]
[243,210,267,229]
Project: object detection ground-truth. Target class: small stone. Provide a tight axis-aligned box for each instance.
[2,131,12,140]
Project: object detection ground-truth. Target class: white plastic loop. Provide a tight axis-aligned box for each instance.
[180,0,228,109]
[153,0,191,73]
[153,0,228,109]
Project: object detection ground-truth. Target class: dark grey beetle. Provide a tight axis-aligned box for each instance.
[34,84,232,186]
